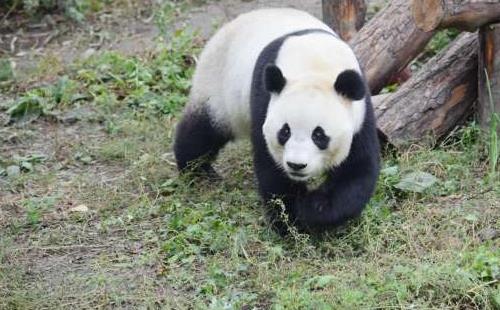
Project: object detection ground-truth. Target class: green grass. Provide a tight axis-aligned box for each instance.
[484,68,499,181]
[1,13,499,310]
[2,0,116,23]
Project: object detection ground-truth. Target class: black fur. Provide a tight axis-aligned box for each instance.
[264,65,286,94]
[250,29,380,234]
[334,69,366,101]
[312,126,330,150]
[174,106,232,176]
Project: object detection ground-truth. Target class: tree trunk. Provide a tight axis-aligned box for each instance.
[412,0,500,32]
[322,0,367,41]
[374,33,478,146]
[478,23,500,131]
[350,0,434,94]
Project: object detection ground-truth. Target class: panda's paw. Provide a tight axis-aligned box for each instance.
[201,165,222,181]
[181,164,222,181]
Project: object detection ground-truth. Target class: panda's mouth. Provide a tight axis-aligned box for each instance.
[289,172,309,181]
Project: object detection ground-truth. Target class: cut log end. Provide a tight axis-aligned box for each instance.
[412,0,444,32]
[322,0,367,41]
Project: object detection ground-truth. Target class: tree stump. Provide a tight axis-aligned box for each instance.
[322,0,367,41]
[478,23,500,131]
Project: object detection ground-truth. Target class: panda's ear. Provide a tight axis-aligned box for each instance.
[264,64,286,94]
[334,69,366,101]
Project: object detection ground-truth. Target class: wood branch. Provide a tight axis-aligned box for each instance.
[351,0,434,94]
[374,33,478,146]
[478,23,500,131]
[412,0,500,32]
[322,0,367,41]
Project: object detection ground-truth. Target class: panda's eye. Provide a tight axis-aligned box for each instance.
[277,123,291,146]
[312,126,330,150]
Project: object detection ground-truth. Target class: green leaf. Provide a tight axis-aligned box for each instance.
[20,161,33,172]
[305,275,336,290]
[381,165,399,176]
[7,96,44,123]
[395,171,438,193]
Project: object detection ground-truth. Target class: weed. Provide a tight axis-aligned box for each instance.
[2,0,107,22]
[6,28,198,124]
[484,68,499,181]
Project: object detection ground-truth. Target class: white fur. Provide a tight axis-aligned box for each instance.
[189,8,333,137]
[188,8,367,181]
[263,81,357,181]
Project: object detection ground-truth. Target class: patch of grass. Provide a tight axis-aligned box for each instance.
[6,29,199,124]
[2,0,111,23]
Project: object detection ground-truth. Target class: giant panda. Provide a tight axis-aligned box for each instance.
[173,8,380,234]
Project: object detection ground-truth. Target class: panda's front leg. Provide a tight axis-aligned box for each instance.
[291,166,377,233]
[252,137,307,234]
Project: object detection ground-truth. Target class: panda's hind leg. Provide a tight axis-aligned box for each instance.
[173,106,232,178]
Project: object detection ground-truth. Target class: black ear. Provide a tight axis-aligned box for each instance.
[264,64,286,94]
[334,69,366,101]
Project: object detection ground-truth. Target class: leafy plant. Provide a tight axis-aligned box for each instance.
[7,29,198,123]
[3,0,105,22]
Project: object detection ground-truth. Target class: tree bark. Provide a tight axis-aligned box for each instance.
[322,0,367,41]
[412,0,500,32]
[374,33,478,146]
[350,0,434,94]
[478,23,500,131]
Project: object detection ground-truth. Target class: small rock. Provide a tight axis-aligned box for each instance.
[478,228,499,242]
[69,205,89,213]
[6,165,20,177]
[81,48,96,60]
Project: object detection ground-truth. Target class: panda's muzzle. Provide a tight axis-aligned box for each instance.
[287,162,307,171]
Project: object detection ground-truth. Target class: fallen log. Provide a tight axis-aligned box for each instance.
[412,0,500,32]
[478,23,500,131]
[350,0,434,94]
[322,0,367,41]
[374,33,478,146]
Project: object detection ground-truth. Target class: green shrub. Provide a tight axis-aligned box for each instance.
[4,0,107,22]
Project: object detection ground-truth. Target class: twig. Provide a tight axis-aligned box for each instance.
[10,36,17,53]
[41,29,60,47]
[467,279,498,294]
[19,244,114,252]
[0,0,19,26]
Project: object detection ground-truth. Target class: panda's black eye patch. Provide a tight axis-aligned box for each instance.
[277,123,291,146]
[312,126,330,150]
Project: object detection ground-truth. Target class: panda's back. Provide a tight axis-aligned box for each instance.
[189,8,334,138]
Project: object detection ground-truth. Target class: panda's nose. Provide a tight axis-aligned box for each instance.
[287,162,307,171]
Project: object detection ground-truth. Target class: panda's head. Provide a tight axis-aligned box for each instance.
[262,64,367,182]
